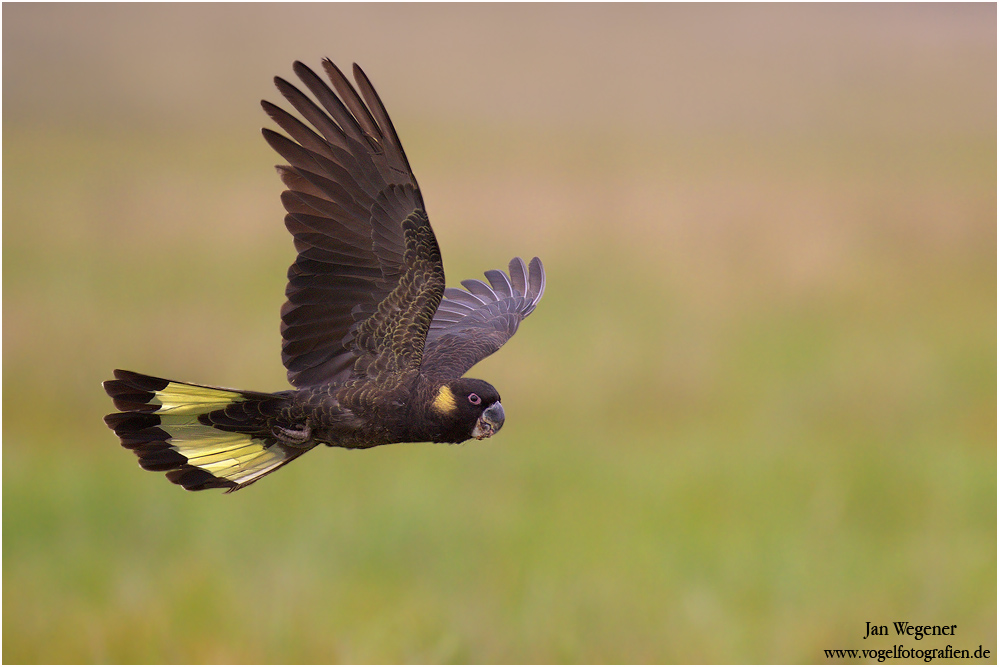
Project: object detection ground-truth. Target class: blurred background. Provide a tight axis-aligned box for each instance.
[3,4,995,663]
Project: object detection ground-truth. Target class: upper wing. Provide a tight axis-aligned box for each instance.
[421,257,546,381]
[262,60,445,388]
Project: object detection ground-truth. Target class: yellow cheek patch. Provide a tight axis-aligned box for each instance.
[433,385,458,414]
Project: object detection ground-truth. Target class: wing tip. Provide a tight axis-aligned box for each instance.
[505,255,545,306]
[526,256,546,304]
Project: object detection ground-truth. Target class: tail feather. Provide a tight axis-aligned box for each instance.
[103,370,309,492]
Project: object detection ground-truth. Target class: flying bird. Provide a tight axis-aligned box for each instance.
[103,59,545,492]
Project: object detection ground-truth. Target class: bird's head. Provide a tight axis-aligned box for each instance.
[430,378,504,443]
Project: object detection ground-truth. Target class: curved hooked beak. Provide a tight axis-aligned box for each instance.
[472,402,505,440]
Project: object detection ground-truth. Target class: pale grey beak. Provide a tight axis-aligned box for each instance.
[472,402,505,440]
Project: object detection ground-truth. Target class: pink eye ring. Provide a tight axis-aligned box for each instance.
[468,393,481,405]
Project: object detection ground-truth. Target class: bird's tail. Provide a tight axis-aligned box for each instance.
[103,369,309,492]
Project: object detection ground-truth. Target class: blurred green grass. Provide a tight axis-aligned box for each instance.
[4,4,996,664]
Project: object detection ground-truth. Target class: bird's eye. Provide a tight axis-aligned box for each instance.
[468,393,481,405]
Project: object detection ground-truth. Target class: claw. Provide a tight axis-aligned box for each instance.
[272,423,312,446]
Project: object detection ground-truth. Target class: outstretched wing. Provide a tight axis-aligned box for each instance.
[262,60,445,388]
[421,257,546,381]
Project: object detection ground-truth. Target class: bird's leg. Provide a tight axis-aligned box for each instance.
[272,422,312,446]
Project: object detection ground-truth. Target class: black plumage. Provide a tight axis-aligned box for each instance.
[103,59,545,492]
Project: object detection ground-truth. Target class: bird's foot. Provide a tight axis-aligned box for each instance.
[273,423,312,446]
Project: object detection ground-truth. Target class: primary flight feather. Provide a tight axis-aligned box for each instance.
[103,59,546,492]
